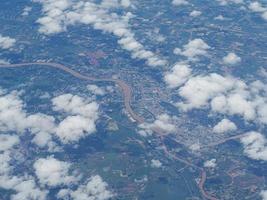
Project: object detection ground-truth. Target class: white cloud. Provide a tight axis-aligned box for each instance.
[249,2,267,21]
[0,134,47,200]
[217,0,243,6]
[241,132,267,161]
[57,175,113,200]
[204,159,216,168]
[34,0,166,67]
[176,73,267,124]
[261,190,267,200]
[52,94,99,144]
[0,35,16,49]
[151,159,162,168]
[213,118,237,133]
[164,62,192,88]
[139,114,176,136]
[214,15,225,20]
[34,156,78,187]
[189,10,202,17]
[87,85,105,96]
[0,89,101,148]
[222,52,241,65]
[22,6,32,16]
[0,134,19,151]
[172,0,189,6]
[174,39,210,61]
[249,2,267,12]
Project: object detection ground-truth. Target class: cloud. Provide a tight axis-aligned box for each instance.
[222,52,241,65]
[249,2,267,21]
[34,0,166,67]
[87,84,105,96]
[240,132,267,161]
[217,0,243,6]
[176,73,267,124]
[189,10,202,17]
[139,114,176,136]
[261,190,267,200]
[57,175,113,200]
[213,118,237,133]
[204,159,216,168]
[174,39,210,61]
[0,88,101,148]
[0,134,47,200]
[0,35,16,49]
[0,134,19,151]
[151,159,162,168]
[52,94,99,144]
[172,0,189,6]
[22,6,32,16]
[164,62,192,88]
[34,156,78,187]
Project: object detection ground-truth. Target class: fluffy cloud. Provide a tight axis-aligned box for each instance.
[249,2,267,21]
[0,90,57,149]
[57,175,113,200]
[176,73,267,124]
[164,63,192,88]
[241,132,267,161]
[217,0,243,6]
[172,0,189,6]
[261,190,267,200]
[174,39,210,61]
[34,157,78,187]
[52,94,99,144]
[0,134,19,151]
[0,35,16,49]
[139,114,176,136]
[0,134,47,200]
[87,85,105,96]
[0,89,100,148]
[204,159,216,168]
[213,119,237,133]
[151,159,162,168]
[189,10,202,17]
[34,0,166,67]
[222,52,241,65]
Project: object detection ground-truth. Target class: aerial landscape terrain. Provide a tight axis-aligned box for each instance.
[0,0,267,199]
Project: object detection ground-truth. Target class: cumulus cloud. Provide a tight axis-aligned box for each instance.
[174,39,210,61]
[0,35,16,49]
[164,62,192,88]
[0,89,100,148]
[52,94,99,144]
[34,156,78,187]
[139,114,176,136]
[57,175,113,200]
[217,0,243,6]
[241,132,267,161]
[87,85,105,96]
[222,52,241,65]
[0,134,47,200]
[0,90,57,149]
[172,0,189,6]
[261,190,267,200]
[204,159,216,168]
[189,10,202,17]
[213,118,237,133]
[34,0,166,67]
[151,159,162,168]
[249,2,267,21]
[0,134,19,151]
[176,73,267,124]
